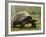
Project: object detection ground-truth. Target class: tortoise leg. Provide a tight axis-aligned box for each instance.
[31,21,36,28]
[20,21,25,29]
[12,22,17,28]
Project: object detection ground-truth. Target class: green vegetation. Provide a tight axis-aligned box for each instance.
[11,6,41,31]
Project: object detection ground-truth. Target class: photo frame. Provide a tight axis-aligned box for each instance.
[5,1,45,36]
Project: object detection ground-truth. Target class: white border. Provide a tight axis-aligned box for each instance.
[8,3,43,35]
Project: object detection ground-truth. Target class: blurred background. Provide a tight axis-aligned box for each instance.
[11,6,41,31]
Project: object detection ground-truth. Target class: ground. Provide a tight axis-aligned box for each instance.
[11,6,41,31]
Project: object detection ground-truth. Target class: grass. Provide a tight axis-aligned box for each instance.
[11,6,41,31]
